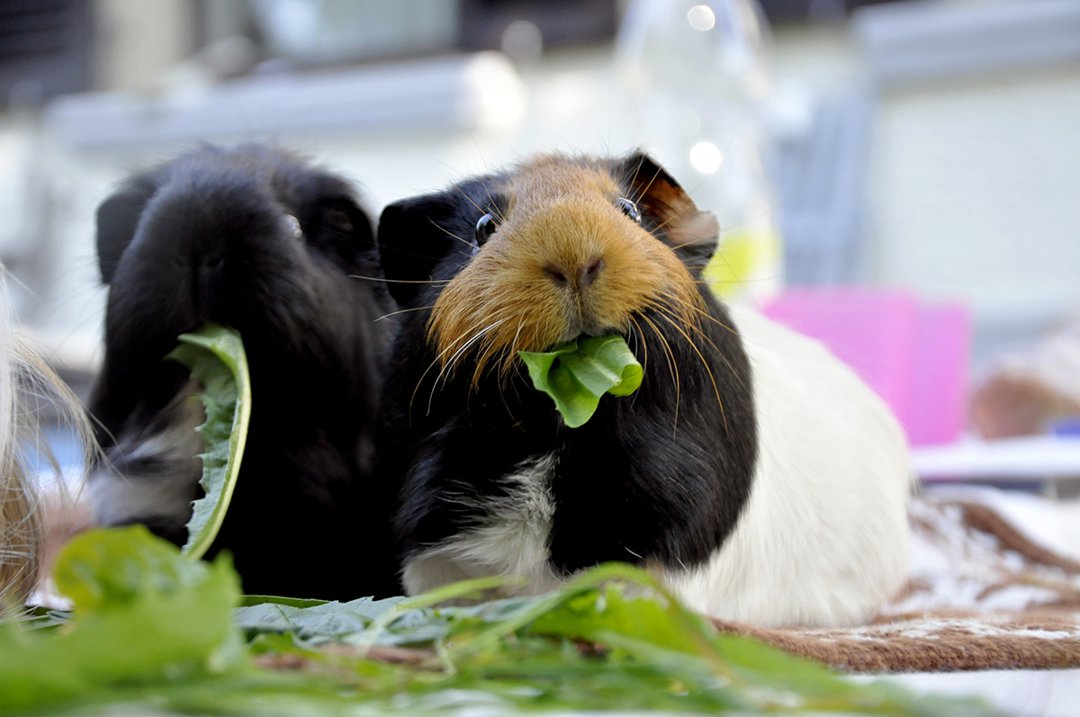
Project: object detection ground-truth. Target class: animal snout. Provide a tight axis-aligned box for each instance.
[542,256,604,291]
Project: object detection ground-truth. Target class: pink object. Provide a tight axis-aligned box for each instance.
[761,289,971,447]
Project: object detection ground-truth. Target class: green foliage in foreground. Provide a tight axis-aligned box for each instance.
[1,528,995,716]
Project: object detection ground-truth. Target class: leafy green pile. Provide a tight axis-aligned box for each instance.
[0,325,994,715]
[4,530,993,716]
[520,335,644,428]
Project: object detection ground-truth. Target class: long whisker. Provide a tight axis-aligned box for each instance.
[375,305,435,322]
[454,186,503,225]
[630,157,662,206]
[349,274,450,286]
[627,314,649,376]
[653,294,747,392]
[637,312,680,434]
[434,318,508,403]
[498,316,528,383]
[409,314,494,418]
[667,296,740,337]
[478,176,507,224]
[649,305,729,435]
[427,218,474,249]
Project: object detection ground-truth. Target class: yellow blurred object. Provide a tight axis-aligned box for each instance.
[704,225,782,302]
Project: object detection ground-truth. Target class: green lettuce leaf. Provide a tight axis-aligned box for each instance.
[0,527,246,714]
[166,324,251,559]
[519,335,643,428]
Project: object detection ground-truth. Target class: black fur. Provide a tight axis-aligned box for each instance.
[88,144,400,599]
[376,153,758,579]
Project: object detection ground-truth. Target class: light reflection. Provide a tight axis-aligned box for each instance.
[689,141,724,174]
[687,4,717,32]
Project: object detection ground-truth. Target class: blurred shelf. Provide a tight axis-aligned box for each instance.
[914,435,1080,483]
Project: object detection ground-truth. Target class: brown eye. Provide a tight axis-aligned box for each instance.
[616,197,641,224]
[474,212,496,254]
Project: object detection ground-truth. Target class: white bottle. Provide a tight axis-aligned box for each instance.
[617,0,783,304]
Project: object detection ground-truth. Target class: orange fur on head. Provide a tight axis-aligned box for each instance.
[427,155,715,386]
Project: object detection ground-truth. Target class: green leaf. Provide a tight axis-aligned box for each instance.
[235,596,406,642]
[166,323,251,560]
[519,335,643,428]
[230,565,993,716]
[0,526,246,714]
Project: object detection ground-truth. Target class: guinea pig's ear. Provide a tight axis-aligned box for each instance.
[95,175,159,284]
[377,192,461,309]
[615,152,720,266]
[309,195,376,253]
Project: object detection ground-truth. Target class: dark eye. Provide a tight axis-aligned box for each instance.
[323,207,355,234]
[473,212,496,254]
[615,197,641,224]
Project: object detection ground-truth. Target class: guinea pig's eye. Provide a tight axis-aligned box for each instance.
[615,197,641,224]
[473,212,496,255]
[323,207,354,234]
[285,214,303,238]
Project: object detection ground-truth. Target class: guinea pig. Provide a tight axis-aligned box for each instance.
[87,144,400,600]
[375,151,912,628]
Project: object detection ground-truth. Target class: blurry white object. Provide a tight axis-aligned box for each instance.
[617,0,783,304]
[43,52,525,153]
[0,129,37,263]
[251,0,458,63]
[913,436,1080,483]
[854,0,1080,87]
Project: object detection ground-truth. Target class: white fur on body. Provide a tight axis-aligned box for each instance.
[403,306,912,628]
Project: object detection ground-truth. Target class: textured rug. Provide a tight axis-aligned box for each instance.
[712,489,1080,672]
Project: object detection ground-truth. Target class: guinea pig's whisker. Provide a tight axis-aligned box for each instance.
[455,186,504,225]
[426,219,474,249]
[434,318,507,398]
[471,332,511,389]
[649,305,728,434]
[410,315,496,418]
[496,317,528,382]
[627,315,649,375]
[649,215,677,236]
[375,305,436,322]
[478,179,507,223]
[348,274,451,286]
[671,298,740,338]
[636,312,681,433]
[627,156,661,206]
[654,294,749,393]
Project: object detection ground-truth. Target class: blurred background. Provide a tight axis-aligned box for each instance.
[1,0,1079,480]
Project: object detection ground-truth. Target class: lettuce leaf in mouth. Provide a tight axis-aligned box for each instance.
[519,335,643,428]
[166,324,252,560]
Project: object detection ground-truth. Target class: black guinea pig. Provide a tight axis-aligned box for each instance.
[375,151,912,628]
[87,144,400,599]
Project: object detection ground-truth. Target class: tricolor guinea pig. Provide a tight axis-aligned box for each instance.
[87,144,400,599]
[375,152,912,627]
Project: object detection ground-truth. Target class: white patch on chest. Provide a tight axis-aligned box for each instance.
[402,454,562,597]
[88,388,205,529]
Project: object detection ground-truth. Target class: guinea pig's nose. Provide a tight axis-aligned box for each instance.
[543,256,604,291]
